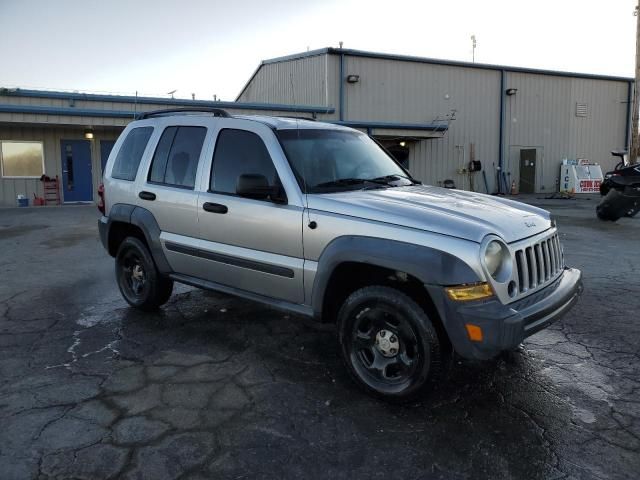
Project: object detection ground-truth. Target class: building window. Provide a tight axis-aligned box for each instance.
[0,141,45,178]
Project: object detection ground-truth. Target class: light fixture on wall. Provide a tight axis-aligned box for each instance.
[346,74,360,83]
[399,141,406,147]
[505,88,518,96]
[84,128,94,140]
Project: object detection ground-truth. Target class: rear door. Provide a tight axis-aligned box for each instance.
[196,120,305,304]
[519,149,537,194]
[136,119,213,277]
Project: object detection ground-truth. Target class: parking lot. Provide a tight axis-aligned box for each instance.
[0,198,638,480]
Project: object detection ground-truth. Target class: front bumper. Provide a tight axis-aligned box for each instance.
[427,267,583,360]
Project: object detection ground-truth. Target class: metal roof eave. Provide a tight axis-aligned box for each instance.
[0,90,334,115]
[259,47,633,83]
[333,120,449,132]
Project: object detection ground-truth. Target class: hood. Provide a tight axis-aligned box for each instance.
[307,185,552,243]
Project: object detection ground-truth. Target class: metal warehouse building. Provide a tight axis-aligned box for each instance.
[0,47,632,206]
[238,48,633,194]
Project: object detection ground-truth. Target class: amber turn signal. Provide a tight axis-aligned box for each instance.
[445,283,493,301]
[465,324,484,342]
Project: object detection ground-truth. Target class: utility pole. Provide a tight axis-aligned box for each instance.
[630,1,640,164]
[471,35,477,63]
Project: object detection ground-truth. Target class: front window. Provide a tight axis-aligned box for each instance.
[277,129,415,193]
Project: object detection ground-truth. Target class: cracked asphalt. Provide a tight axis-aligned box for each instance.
[0,198,638,480]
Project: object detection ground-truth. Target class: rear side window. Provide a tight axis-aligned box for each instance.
[148,126,207,189]
[210,129,276,194]
[111,127,153,181]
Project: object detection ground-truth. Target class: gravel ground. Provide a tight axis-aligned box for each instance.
[0,197,638,479]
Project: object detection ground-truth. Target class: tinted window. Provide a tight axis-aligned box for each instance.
[210,129,276,194]
[111,127,153,181]
[149,127,177,184]
[148,126,207,189]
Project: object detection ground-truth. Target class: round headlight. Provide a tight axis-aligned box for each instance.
[484,241,504,276]
[483,240,511,281]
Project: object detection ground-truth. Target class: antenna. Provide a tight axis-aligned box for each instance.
[167,89,176,99]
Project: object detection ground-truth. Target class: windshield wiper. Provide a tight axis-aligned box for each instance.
[313,178,388,189]
[370,174,421,185]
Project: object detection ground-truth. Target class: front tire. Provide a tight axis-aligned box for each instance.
[337,286,443,401]
[115,237,173,311]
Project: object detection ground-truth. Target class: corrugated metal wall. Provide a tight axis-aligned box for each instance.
[0,95,132,127]
[341,56,502,191]
[503,73,629,192]
[0,126,121,205]
[237,54,339,118]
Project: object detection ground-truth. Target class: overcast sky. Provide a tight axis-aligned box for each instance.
[0,0,636,101]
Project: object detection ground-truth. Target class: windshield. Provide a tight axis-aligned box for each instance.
[277,129,416,193]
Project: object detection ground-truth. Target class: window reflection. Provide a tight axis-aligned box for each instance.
[1,141,45,177]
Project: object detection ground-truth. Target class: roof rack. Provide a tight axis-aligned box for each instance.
[136,107,230,120]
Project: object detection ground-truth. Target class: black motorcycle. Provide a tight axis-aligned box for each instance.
[596,150,640,221]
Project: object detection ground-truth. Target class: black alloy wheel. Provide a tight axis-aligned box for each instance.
[338,286,443,401]
[115,237,173,311]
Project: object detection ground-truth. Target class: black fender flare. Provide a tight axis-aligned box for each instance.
[310,235,481,317]
[104,203,172,274]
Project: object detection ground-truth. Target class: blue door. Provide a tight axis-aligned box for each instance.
[61,140,93,202]
[100,140,116,176]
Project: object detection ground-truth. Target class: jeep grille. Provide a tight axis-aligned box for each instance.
[513,232,564,297]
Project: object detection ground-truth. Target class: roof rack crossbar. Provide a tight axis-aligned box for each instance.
[136,107,230,120]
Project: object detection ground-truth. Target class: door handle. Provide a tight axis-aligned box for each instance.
[202,202,228,214]
[139,191,156,201]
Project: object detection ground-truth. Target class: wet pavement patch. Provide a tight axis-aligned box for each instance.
[0,203,639,479]
[0,223,49,239]
[40,230,97,249]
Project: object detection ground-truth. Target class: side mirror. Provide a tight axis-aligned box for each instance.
[236,174,287,204]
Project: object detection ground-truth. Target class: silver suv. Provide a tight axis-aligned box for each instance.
[98,108,583,400]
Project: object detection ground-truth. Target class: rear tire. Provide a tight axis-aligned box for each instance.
[115,237,173,311]
[337,286,443,401]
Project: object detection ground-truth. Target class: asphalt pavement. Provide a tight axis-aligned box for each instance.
[0,197,638,479]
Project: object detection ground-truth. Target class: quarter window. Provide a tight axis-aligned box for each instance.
[111,127,153,181]
[148,126,206,189]
[210,129,277,195]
